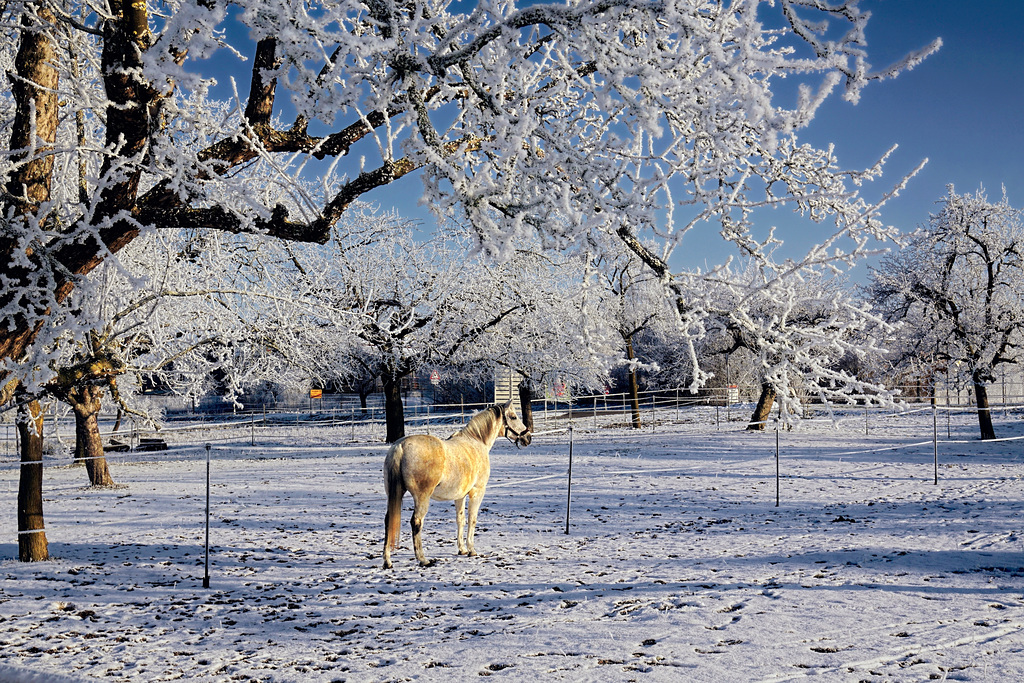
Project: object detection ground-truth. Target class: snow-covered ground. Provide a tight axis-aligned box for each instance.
[1,407,1023,681]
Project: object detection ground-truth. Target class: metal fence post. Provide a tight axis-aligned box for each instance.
[775,419,781,507]
[564,425,574,535]
[203,443,212,589]
[933,403,939,485]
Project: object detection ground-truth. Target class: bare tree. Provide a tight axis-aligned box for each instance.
[286,215,529,442]
[592,251,674,428]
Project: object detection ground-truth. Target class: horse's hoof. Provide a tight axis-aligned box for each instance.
[383,560,393,570]
[419,559,436,567]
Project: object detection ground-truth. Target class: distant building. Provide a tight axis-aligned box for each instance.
[493,369,523,413]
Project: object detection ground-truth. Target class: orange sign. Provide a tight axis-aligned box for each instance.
[309,389,323,398]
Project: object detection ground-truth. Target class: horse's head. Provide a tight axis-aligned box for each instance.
[498,400,532,447]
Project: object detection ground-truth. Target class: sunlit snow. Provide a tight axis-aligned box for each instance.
[1,407,1022,681]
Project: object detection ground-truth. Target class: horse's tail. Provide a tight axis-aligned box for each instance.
[383,442,406,552]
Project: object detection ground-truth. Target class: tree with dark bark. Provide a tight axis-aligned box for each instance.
[463,249,618,423]
[15,396,48,561]
[286,218,530,442]
[626,257,890,430]
[597,253,672,429]
[46,348,125,487]
[1,0,937,560]
[4,0,60,560]
[866,186,1024,441]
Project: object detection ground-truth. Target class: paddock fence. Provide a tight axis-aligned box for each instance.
[1,384,1022,470]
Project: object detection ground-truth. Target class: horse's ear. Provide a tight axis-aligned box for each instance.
[502,399,513,412]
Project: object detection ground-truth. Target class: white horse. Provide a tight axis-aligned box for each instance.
[382,400,531,569]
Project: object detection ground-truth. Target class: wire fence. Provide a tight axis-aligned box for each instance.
[2,388,1023,563]
[1,385,1022,472]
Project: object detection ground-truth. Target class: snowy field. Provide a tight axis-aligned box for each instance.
[0,407,1023,682]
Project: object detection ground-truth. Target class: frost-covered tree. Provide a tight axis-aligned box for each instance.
[669,259,890,429]
[286,215,529,442]
[455,249,619,429]
[866,186,1024,440]
[37,228,323,486]
[592,250,674,428]
[1,0,938,559]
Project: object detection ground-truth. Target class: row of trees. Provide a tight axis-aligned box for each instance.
[0,0,950,563]
[18,203,624,476]
[31,183,1024,481]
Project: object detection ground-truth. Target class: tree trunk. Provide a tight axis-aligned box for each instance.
[382,373,405,443]
[625,335,642,429]
[17,399,49,562]
[359,389,369,413]
[7,3,56,562]
[973,376,996,441]
[69,385,116,487]
[747,382,776,431]
[1,2,60,403]
[518,378,535,432]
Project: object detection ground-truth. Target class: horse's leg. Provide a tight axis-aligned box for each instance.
[411,491,435,567]
[465,486,486,557]
[455,496,469,556]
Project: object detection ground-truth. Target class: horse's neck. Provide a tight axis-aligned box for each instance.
[459,411,500,448]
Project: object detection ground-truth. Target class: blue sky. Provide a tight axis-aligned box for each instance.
[203,1,1023,277]
[812,0,1024,221]
[663,0,1024,276]
[787,0,1024,274]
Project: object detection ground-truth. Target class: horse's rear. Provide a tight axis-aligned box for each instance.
[382,434,455,569]
[382,433,491,569]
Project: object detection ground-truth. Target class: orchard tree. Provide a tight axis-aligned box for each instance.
[2,0,938,561]
[867,186,1024,440]
[454,248,620,429]
[286,213,529,442]
[671,259,891,429]
[38,227,329,487]
[593,250,674,428]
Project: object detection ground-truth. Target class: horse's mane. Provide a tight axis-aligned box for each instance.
[452,406,500,442]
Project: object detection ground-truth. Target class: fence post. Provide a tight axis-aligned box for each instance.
[651,393,656,432]
[203,443,212,589]
[932,403,939,485]
[564,425,574,535]
[775,419,780,507]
